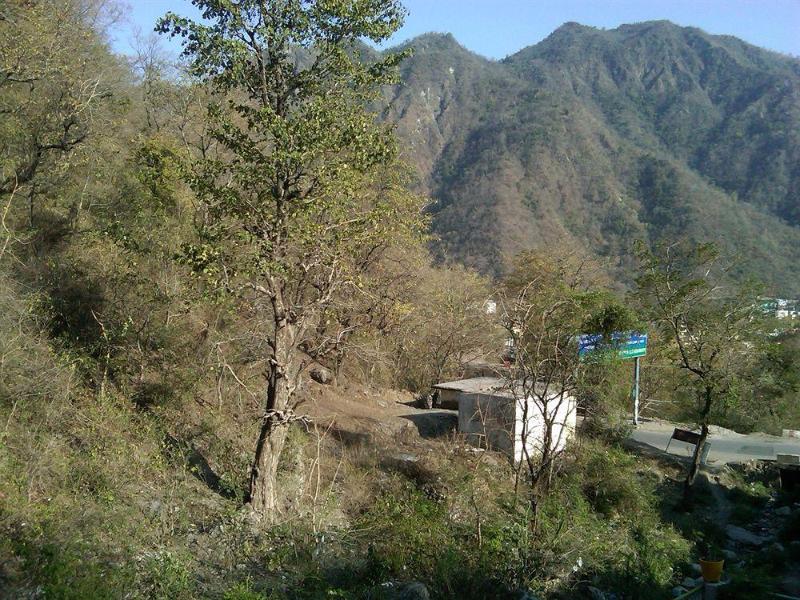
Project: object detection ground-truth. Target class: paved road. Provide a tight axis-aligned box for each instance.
[631,421,800,464]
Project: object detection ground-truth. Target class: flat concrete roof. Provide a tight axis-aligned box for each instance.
[433,377,572,401]
[433,377,509,396]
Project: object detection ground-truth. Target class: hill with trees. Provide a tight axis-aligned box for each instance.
[2,3,800,598]
[383,22,800,293]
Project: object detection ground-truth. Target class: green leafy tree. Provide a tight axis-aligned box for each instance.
[499,249,636,525]
[157,0,422,517]
[634,241,764,497]
[0,0,121,259]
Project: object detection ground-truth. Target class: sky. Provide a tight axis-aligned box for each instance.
[111,0,800,60]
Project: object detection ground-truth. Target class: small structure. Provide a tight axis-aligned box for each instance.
[760,297,800,320]
[433,377,577,463]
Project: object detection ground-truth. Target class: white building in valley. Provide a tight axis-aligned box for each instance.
[433,377,577,463]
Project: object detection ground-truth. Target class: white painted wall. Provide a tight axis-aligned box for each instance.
[457,391,576,462]
[512,392,576,465]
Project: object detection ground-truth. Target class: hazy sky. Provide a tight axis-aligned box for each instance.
[112,0,800,60]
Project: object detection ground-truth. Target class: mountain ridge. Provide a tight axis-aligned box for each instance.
[379,20,800,294]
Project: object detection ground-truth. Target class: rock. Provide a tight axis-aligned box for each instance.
[310,367,332,384]
[772,542,786,553]
[690,563,702,575]
[721,548,738,560]
[588,587,606,600]
[395,582,430,600]
[394,453,419,463]
[511,590,539,600]
[672,586,687,598]
[776,506,792,516]
[681,577,697,588]
[726,524,768,546]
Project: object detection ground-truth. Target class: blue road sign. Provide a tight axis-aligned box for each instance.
[578,331,647,360]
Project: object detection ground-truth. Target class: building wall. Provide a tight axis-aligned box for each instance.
[457,393,515,455]
[457,391,576,462]
[512,392,576,465]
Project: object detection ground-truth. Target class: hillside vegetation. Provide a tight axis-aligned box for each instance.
[2,2,800,599]
[384,23,800,292]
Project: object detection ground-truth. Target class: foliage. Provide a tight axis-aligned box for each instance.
[1,5,797,599]
[385,24,800,294]
[497,248,640,515]
[634,240,767,490]
[388,261,500,393]
[157,0,425,515]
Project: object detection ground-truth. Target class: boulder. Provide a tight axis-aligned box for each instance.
[310,367,332,384]
[511,590,539,600]
[721,548,738,560]
[681,576,697,588]
[588,587,606,600]
[395,582,430,600]
[776,505,792,516]
[726,524,768,546]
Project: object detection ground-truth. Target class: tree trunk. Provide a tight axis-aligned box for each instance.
[683,422,709,501]
[249,415,289,516]
[248,319,298,519]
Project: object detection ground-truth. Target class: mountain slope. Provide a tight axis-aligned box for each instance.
[381,22,800,293]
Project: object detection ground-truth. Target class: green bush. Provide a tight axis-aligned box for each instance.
[223,580,274,600]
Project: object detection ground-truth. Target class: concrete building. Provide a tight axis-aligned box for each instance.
[760,297,799,319]
[433,377,577,463]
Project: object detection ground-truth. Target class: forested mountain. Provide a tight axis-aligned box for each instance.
[382,22,800,293]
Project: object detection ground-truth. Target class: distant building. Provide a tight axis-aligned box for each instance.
[433,377,576,463]
[760,297,800,320]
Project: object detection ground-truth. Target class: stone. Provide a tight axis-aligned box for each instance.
[310,367,332,384]
[588,587,606,600]
[721,548,738,561]
[681,576,697,588]
[395,582,430,600]
[511,590,539,600]
[703,581,726,600]
[776,506,792,516]
[394,453,419,463]
[671,586,687,598]
[690,563,702,575]
[772,542,786,553]
[726,524,768,546]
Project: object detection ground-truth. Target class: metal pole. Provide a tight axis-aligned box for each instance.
[633,355,640,426]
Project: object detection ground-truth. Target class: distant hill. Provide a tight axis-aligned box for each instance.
[380,22,800,294]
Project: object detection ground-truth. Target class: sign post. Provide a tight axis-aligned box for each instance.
[633,355,640,426]
[578,331,647,427]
